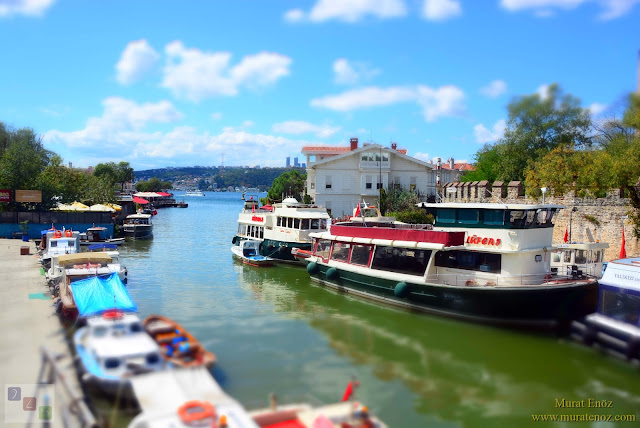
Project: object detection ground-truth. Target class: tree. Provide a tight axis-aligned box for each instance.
[135,177,172,192]
[461,144,501,183]
[35,155,88,209]
[266,170,307,202]
[472,84,591,184]
[115,161,134,191]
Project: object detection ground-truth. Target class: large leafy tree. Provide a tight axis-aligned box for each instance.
[36,155,88,209]
[135,177,172,192]
[470,84,591,184]
[266,169,307,203]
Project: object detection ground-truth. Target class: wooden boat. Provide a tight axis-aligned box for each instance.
[304,202,599,330]
[291,247,313,261]
[143,315,216,368]
[231,240,274,267]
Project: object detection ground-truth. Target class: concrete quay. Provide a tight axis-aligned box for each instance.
[0,238,95,426]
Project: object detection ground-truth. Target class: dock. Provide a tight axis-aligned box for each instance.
[0,238,96,426]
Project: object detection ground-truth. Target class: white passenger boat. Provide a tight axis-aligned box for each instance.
[303,202,598,329]
[39,229,80,270]
[231,239,274,267]
[233,197,330,264]
[550,242,609,279]
[123,213,153,239]
[185,189,205,196]
[571,258,640,362]
[79,226,125,245]
[47,250,127,287]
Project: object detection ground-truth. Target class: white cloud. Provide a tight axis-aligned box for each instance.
[0,0,55,17]
[474,119,507,144]
[162,41,292,102]
[537,83,550,100]
[500,0,639,19]
[285,0,407,23]
[211,112,223,120]
[413,152,431,162]
[480,80,508,98]
[43,97,183,148]
[588,102,607,116]
[422,0,462,20]
[116,39,160,85]
[272,121,342,138]
[333,58,381,85]
[311,84,465,121]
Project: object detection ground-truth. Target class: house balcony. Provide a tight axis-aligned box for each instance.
[359,160,390,170]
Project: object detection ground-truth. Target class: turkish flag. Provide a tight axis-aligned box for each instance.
[354,204,361,217]
[342,381,354,401]
[620,225,627,259]
[563,227,568,243]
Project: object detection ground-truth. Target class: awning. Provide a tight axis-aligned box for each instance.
[89,204,116,212]
[133,196,149,204]
[134,192,161,198]
[105,203,122,211]
[156,192,172,197]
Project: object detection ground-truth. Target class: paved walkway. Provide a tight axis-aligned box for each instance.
[0,238,92,426]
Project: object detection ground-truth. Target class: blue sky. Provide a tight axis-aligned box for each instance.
[0,0,638,170]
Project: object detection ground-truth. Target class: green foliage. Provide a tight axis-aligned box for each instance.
[380,186,422,215]
[36,155,90,209]
[135,177,173,192]
[387,210,434,224]
[19,220,29,232]
[267,169,307,202]
[94,161,134,191]
[582,214,600,226]
[461,144,501,183]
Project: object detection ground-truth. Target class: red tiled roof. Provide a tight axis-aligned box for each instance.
[441,163,475,171]
[397,149,407,155]
[301,146,352,154]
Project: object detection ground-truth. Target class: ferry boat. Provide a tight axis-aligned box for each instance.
[571,258,640,362]
[233,197,330,264]
[185,189,205,197]
[550,242,609,279]
[123,213,153,239]
[303,202,598,329]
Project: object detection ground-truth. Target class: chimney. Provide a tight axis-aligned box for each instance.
[350,137,358,151]
[391,142,397,150]
[449,157,454,169]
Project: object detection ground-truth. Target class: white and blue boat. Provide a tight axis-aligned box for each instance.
[231,239,273,267]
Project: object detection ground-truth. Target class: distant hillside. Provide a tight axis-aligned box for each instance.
[134,166,305,191]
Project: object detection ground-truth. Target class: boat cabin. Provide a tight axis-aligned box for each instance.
[550,242,609,279]
[597,259,640,326]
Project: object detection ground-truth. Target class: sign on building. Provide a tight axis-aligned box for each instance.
[15,190,42,203]
[0,189,10,202]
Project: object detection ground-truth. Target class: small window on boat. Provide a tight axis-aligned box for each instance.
[437,209,456,224]
[301,219,310,229]
[525,210,536,227]
[50,241,58,247]
[277,217,282,227]
[435,250,501,273]
[287,218,293,228]
[294,218,300,229]
[594,251,602,263]
[320,219,327,230]
[68,240,75,247]
[350,244,372,266]
[93,326,108,337]
[563,251,571,263]
[575,250,586,265]
[130,323,142,333]
[104,358,121,369]
[552,253,561,263]
[311,219,319,229]
[483,210,504,226]
[371,246,431,276]
[331,242,351,262]
[259,227,264,239]
[509,210,527,228]
[458,209,479,224]
[314,239,332,259]
[600,288,640,325]
[146,353,160,365]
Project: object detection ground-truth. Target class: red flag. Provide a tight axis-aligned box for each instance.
[620,225,627,259]
[563,227,568,243]
[354,204,361,217]
[341,381,354,402]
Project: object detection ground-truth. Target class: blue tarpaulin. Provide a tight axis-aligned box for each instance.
[72,273,137,317]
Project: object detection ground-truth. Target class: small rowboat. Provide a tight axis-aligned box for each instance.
[143,315,216,368]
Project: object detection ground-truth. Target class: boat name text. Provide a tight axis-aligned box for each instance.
[466,235,501,246]
[613,273,640,282]
[252,216,264,222]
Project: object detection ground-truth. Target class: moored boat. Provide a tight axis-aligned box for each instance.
[79,226,125,245]
[185,189,205,196]
[550,241,609,279]
[40,229,80,270]
[303,202,598,329]
[143,315,216,368]
[233,197,330,264]
[123,213,153,239]
[232,239,274,267]
[570,258,640,362]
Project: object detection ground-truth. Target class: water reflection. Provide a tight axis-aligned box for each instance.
[234,261,640,427]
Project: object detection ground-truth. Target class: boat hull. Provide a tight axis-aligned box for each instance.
[234,236,312,264]
[80,238,125,245]
[306,262,598,329]
[123,225,153,240]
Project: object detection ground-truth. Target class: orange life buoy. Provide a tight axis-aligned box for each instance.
[65,229,72,237]
[177,401,216,425]
[465,280,477,286]
[54,230,62,238]
[103,309,124,320]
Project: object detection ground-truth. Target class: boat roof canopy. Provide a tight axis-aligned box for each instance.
[72,272,137,317]
[57,253,112,266]
[416,202,566,210]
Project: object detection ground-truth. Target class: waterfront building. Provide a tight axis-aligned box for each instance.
[301,138,461,217]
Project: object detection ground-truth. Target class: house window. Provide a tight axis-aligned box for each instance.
[325,176,332,189]
[310,182,315,189]
[366,175,372,189]
[382,152,389,162]
[410,176,416,191]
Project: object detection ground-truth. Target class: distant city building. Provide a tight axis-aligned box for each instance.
[286,157,291,167]
[294,157,299,167]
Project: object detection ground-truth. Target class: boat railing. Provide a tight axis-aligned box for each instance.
[426,272,591,287]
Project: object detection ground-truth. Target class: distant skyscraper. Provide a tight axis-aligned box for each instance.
[294,157,299,167]
[286,156,291,167]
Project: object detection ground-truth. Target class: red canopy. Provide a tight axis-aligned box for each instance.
[156,192,172,197]
[133,196,149,204]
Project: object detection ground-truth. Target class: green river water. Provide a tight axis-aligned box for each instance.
[97,192,639,427]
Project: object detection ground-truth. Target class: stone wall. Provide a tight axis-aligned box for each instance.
[441,182,637,261]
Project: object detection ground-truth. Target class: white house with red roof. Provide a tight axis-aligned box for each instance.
[301,138,465,217]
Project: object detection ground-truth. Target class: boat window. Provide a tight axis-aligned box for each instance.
[371,246,431,276]
[146,353,160,365]
[314,239,332,259]
[259,227,264,239]
[294,218,300,229]
[320,219,327,230]
[311,219,319,229]
[435,250,501,273]
[509,210,527,228]
[50,241,57,247]
[575,250,586,265]
[301,219,310,229]
[437,209,456,224]
[563,251,571,263]
[594,251,601,263]
[552,253,561,263]
[112,324,126,336]
[130,323,142,333]
[525,210,536,227]
[458,209,479,224]
[68,240,75,248]
[277,217,282,227]
[483,210,504,226]
[330,242,351,262]
[287,218,293,228]
[104,358,120,369]
[535,209,551,226]
[350,244,372,266]
[600,289,640,325]
[93,326,108,337]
